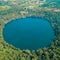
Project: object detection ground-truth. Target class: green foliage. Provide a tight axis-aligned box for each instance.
[0,0,60,60]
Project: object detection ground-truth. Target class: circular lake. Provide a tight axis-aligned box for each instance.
[3,17,55,50]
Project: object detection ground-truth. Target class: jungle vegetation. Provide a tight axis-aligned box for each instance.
[0,0,60,60]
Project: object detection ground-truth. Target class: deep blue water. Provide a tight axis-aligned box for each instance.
[3,17,55,50]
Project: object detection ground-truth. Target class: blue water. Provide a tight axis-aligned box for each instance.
[3,17,55,50]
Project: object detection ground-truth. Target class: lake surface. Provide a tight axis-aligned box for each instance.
[3,17,55,50]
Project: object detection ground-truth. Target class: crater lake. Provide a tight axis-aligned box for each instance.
[3,17,55,50]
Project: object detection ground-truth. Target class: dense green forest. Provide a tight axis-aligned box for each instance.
[0,0,60,60]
